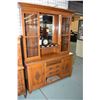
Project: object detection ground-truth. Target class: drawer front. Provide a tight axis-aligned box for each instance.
[46,68,61,77]
[46,59,61,66]
[45,58,62,78]
[46,64,61,72]
[46,63,62,77]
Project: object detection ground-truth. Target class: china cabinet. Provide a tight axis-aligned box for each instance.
[18,2,74,93]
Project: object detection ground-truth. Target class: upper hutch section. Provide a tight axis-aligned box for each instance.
[18,2,74,63]
[18,2,73,16]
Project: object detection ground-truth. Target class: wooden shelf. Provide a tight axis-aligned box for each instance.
[61,34,69,37]
[40,46,60,56]
[25,36,38,38]
[26,52,72,64]
[40,46,59,49]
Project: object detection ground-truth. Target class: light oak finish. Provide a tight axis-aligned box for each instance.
[18,2,74,94]
[17,37,23,66]
[40,46,60,56]
[53,15,59,43]
[27,63,45,92]
[26,53,73,93]
[17,36,26,96]
[18,67,25,95]
[18,2,73,63]
[18,2,73,16]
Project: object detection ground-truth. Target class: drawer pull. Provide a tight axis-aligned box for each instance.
[49,72,52,75]
[56,65,59,68]
[49,67,53,70]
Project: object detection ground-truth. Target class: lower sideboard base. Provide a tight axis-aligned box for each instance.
[26,53,73,93]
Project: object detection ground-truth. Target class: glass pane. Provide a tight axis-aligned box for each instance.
[40,14,53,44]
[61,36,68,51]
[24,14,38,36]
[62,17,70,35]
[61,16,70,51]
[26,37,38,57]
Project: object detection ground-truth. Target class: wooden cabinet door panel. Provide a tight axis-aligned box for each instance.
[64,61,71,74]
[27,63,44,92]
[61,56,72,78]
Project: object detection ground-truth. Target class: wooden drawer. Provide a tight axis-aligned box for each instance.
[46,63,62,77]
[46,68,61,77]
[46,59,61,66]
[45,58,62,78]
[46,63,61,72]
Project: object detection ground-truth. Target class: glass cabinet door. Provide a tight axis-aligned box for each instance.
[24,13,40,59]
[26,37,38,57]
[61,36,69,51]
[62,16,70,35]
[61,16,70,51]
[24,14,38,36]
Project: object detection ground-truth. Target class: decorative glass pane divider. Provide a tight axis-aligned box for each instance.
[62,16,70,35]
[61,36,68,51]
[24,12,40,58]
[24,14,38,36]
[26,37,38,57]
[61,16,70,51]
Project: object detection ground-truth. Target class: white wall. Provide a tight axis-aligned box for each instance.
[17,0,68,35]
[76,40,83,57]
[18,0,68,9]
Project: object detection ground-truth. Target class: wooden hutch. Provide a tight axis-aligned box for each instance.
[18,2,74,93]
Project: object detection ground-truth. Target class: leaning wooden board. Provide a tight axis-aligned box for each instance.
[17,36,26,96]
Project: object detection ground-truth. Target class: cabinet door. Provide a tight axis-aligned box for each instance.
[61,57,72,78]
[64,61,71,75]
[61,16,71,52]
[23,13,40,62]
[27,63,44,92]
